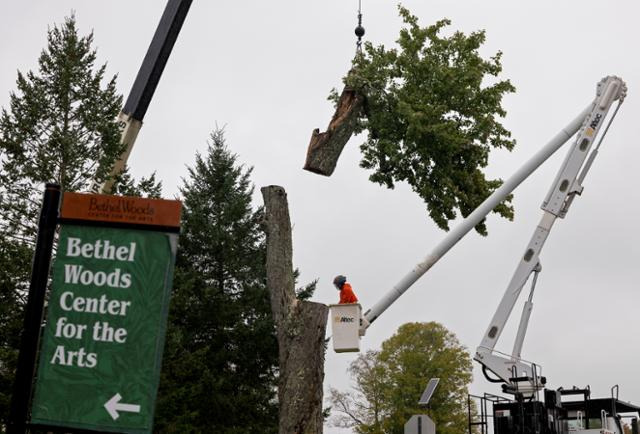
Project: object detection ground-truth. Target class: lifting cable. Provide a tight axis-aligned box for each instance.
[355,0,365,54]
[593,100,622,153]
[576,100,623,186]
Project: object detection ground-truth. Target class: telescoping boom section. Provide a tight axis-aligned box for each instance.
[329,76,626,354]
[475,76,626,396]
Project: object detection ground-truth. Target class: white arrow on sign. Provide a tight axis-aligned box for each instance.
[104,393,141,420]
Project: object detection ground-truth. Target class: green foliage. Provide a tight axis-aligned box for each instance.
[294,268,318,301]
[0,238,32,425]
[341,6,516,235]
[154,129,278,433]
[295,279,317,300]
[110,166,163,198]
[0,15,161,242]
[0,15,160,426]
[330,322,473,434]
[0,16,119,241]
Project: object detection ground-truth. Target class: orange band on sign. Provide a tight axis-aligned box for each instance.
[61,192,182,228]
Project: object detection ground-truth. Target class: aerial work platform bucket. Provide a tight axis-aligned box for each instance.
[329,303,361,353]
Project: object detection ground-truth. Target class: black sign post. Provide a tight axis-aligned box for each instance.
[8,183,61,434]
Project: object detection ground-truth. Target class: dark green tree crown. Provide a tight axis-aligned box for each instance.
[0,15,123,192]
[155,129,278,433]
[0,14,160,241]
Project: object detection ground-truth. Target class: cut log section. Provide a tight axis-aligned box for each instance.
[304,86,364,176]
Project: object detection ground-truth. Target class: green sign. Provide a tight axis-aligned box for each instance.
[31,224,178,433]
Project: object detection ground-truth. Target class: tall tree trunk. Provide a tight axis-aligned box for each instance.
[261,185,329,434]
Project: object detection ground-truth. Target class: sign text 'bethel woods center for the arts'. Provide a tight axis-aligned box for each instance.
[30,192,181,433]
[50,237,139,368]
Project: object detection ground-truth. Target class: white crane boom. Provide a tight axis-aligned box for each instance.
[474,76,626,396]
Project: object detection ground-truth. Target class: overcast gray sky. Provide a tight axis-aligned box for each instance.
[2,1,639,432]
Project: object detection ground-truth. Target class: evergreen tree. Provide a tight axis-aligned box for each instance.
[0,15,161,241]
[0,238,32,424]
[0,15,160,425]
[154,130,278,433]
[1,15,120,240]
[110,165,163,198]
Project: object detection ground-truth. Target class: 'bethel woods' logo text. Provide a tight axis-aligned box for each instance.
[88,197,155,216]
[334,316,355,323]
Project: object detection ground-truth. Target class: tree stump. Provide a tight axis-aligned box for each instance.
[303,86,364,176]
[261,185,329,434]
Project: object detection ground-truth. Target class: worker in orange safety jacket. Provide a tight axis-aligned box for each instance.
[334,275,358,304]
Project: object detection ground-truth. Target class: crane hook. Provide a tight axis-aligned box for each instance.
[355,0,365,52]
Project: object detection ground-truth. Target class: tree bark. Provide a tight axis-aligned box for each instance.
[303,86,365,176]
[261,185,329,434]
